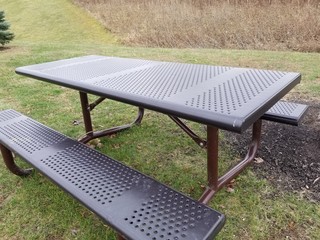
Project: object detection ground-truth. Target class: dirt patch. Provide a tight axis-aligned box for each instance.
[0,46,11,51]
[223,99,320,201]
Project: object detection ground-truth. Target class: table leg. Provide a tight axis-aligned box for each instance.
[79,91,94,137]
[78,92,144,143]
[199,120,262,204]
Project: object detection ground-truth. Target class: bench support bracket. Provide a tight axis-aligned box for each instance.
[78,92,144,143]
[0,144,33,176]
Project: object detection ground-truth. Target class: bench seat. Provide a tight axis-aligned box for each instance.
[0,109,225,240]
[262,101,308,125]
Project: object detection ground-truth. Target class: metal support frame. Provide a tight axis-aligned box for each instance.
[0,144,33,176]
[168,115,207,148]
[77,92,262,204]
[167,115,262,204]
[199,119,262,204]
[78,92,144,143]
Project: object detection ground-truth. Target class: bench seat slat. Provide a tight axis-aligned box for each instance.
[262,101,308,125]
[0,109,225,240]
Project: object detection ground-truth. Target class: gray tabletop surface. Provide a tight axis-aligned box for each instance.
[16,55,301,133]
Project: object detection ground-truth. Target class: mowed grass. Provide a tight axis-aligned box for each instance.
[0,0,320,239]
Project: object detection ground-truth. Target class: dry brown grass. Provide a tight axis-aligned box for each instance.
[73,0,320,52]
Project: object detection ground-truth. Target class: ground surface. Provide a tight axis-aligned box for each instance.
[224,97,320,202]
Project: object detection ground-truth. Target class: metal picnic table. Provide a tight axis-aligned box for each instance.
[15,55,301,204]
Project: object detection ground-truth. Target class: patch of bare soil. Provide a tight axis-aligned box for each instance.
[223,99,320,201]
[0,46,10,51]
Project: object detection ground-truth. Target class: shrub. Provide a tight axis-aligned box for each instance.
[0,10,14,46]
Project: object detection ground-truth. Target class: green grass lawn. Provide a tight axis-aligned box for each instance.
[0,0,319,239]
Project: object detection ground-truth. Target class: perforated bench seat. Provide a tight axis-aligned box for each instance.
[0,109,225,240]
[262,101,308,125]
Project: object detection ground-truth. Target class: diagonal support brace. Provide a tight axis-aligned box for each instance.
[168,115,207,148]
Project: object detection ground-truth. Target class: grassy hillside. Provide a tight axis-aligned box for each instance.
[2,0,116,45]
[0,0,319,239]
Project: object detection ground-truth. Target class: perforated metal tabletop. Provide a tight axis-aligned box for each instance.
[16,55,301,132]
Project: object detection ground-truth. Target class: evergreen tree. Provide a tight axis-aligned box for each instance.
[0,11,14,46]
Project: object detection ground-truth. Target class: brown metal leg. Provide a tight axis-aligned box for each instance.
[198,126,219,204]
[79,91,94,138]
[199,120,262,204]
[78,92,144,143]
[207,125,219,190]
[0,144,33,177]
